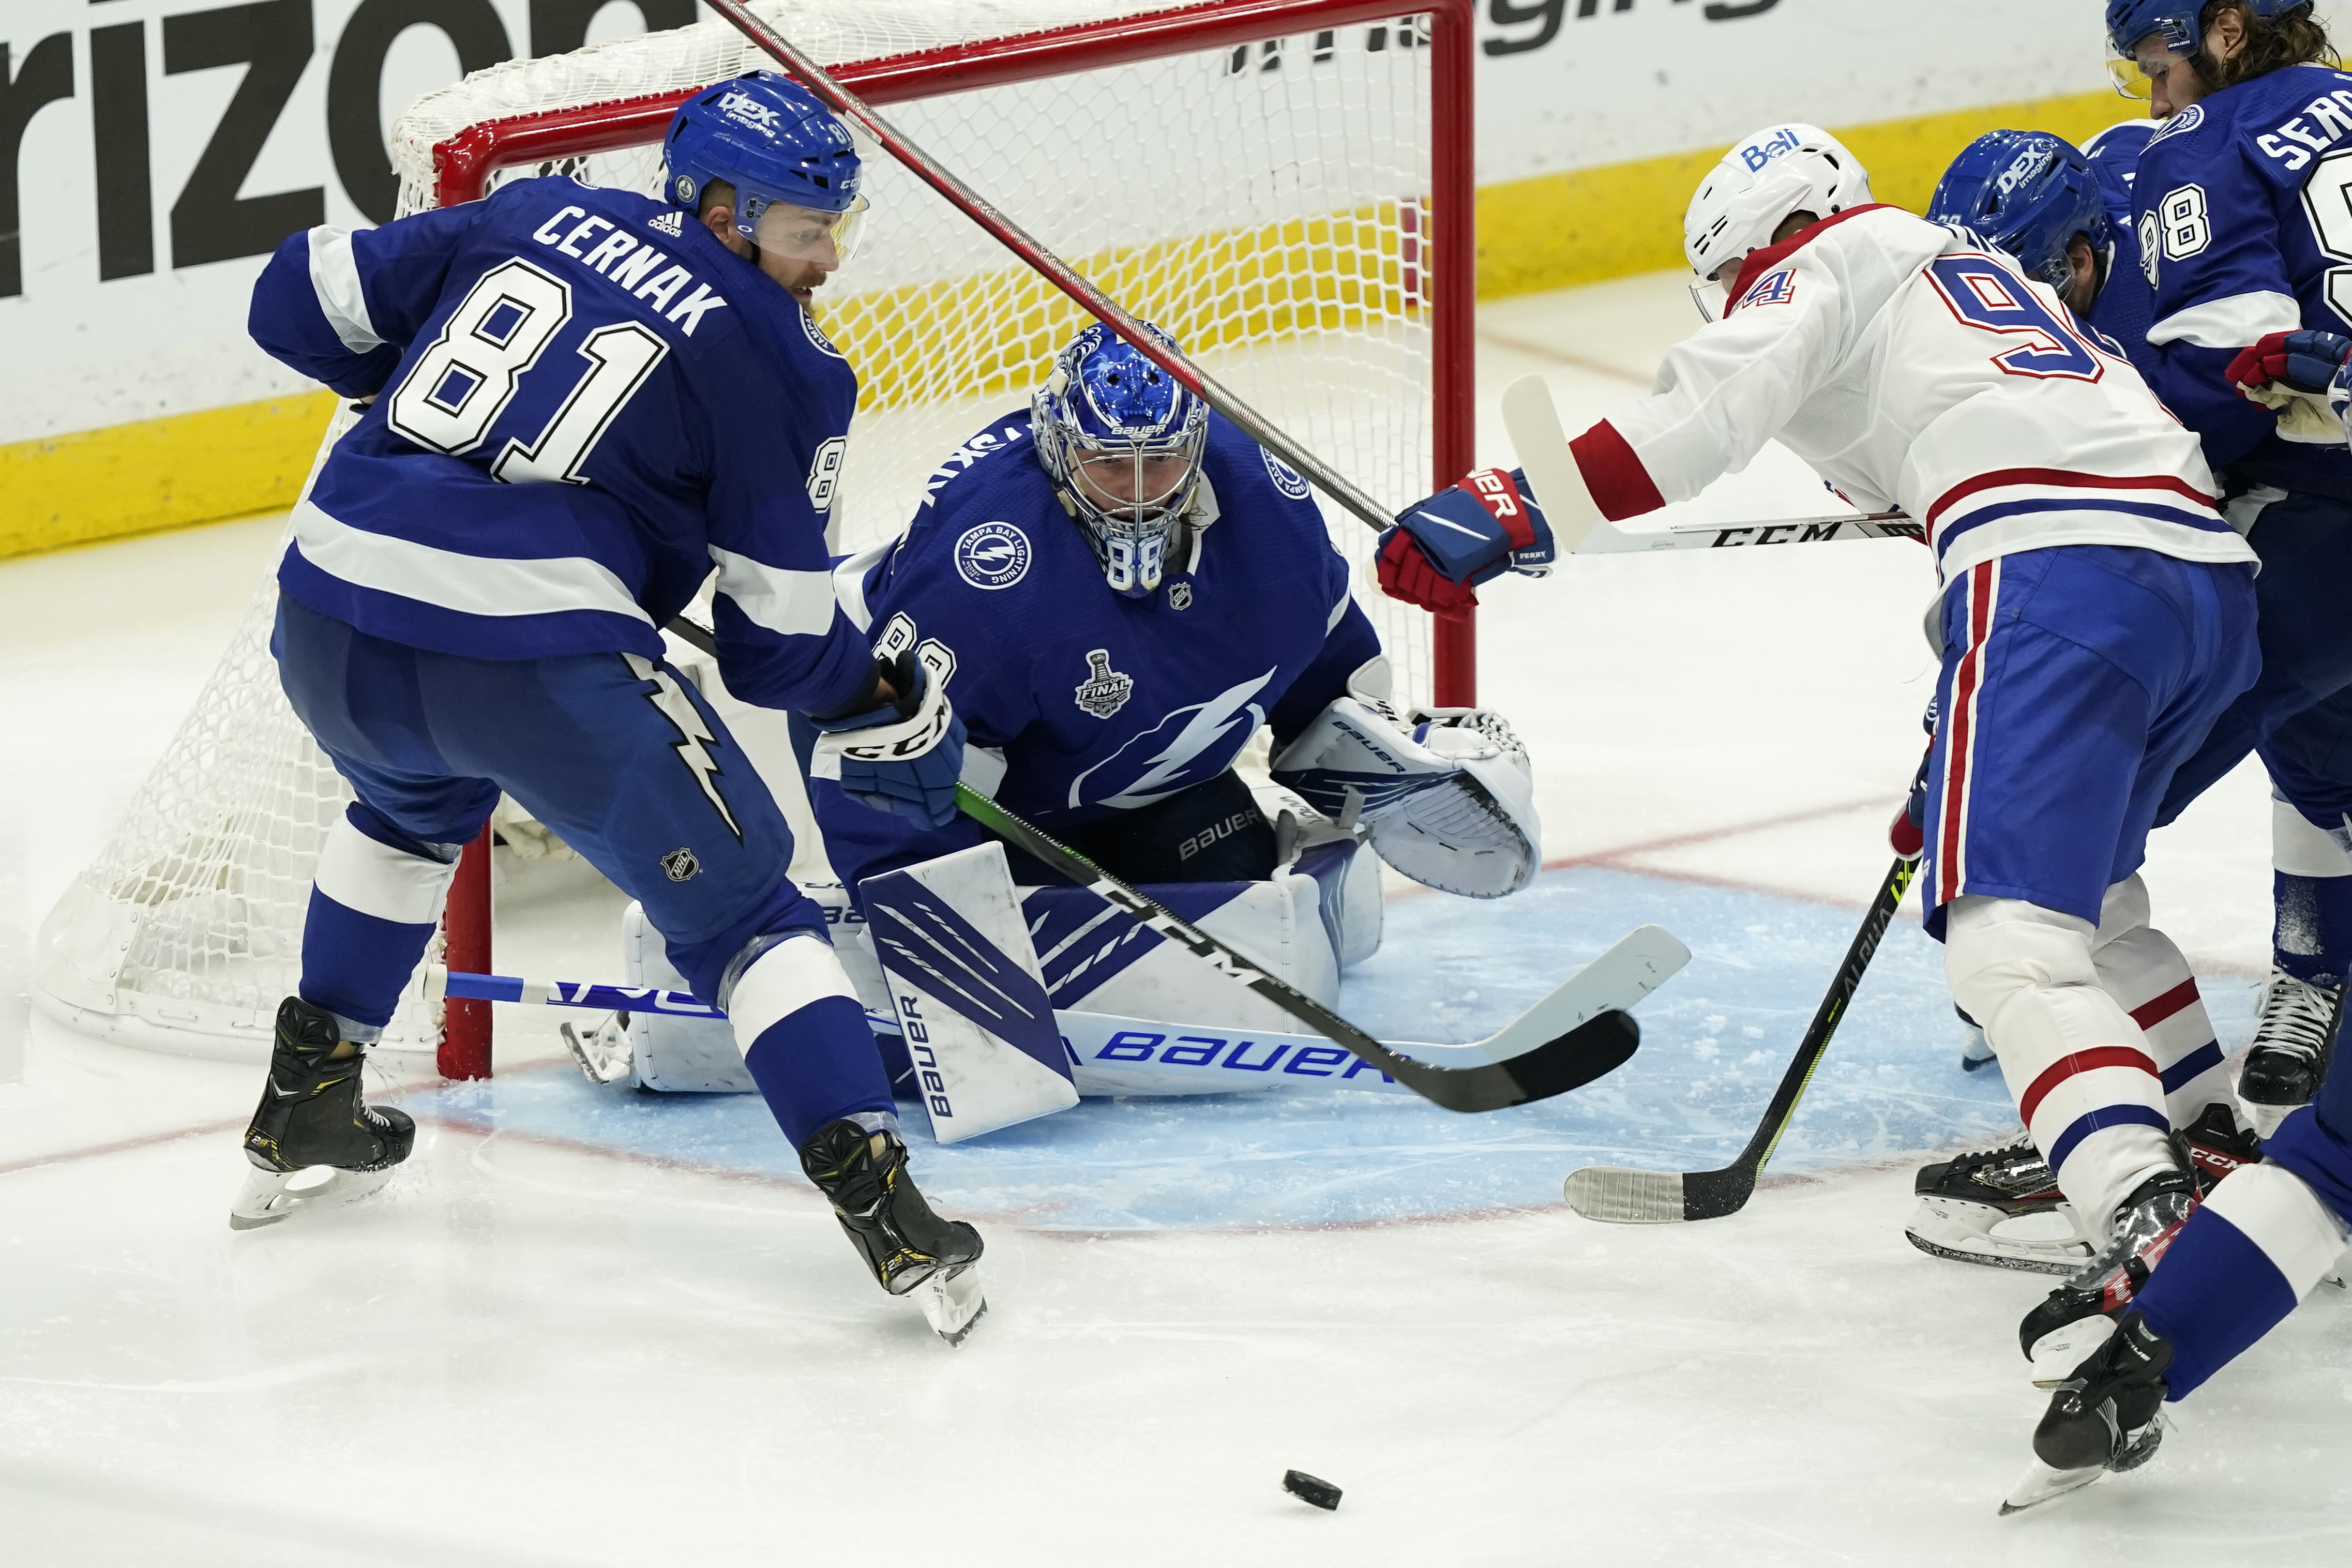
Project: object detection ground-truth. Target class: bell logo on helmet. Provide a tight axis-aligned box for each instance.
[1739,127,1805,172]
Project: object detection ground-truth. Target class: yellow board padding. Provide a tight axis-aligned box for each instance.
[1475,89,2136,299]
[0,87,2145,562]
[0,390,339,563]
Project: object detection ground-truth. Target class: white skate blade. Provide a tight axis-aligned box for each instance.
[560,1016,634,1084]
[1999,1457,2104,1515]
[228,1163,395,1230]
[1904,1196,2093,1276]
[917,1262,987,1346]
[2027,1313,2118,1390]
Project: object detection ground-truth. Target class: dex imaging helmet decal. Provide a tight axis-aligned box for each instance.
[954,522,1031,589]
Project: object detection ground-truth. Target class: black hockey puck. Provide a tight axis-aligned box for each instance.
[1283,1470,1341,1511]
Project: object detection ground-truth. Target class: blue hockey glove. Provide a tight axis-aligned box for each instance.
[810,644,967,830]
[1376,468,1556,614]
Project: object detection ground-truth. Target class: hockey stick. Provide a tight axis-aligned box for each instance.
[949,784,1647,1113]
[701,0,1394,537]
[659,614,1651,1111]
[1563,854,1918,1222]
[1499,372,1920,556]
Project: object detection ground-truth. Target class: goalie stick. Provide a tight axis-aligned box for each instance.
[702,0,1395,539]
[1563,854,1918,1223]
[660,614,1659,1111]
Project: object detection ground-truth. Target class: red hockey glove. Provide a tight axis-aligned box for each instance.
[1375,525,1480,615]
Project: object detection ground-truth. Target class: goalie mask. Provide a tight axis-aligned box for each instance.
[1682,123,1871,321]
[662,71,869,266]
[1032,323,1209,598]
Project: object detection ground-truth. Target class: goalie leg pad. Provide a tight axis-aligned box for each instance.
[1271,696,1540,898]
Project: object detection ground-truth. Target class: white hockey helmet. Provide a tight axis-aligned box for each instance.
[1683,123,1873,308]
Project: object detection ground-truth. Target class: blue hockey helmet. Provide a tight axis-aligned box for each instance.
[2104,0,2305,97]
[662,72,867,262]
[1927,131,2110,292]
[1032,322,1210,599]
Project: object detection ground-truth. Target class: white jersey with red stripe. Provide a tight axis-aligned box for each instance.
[1563,205,2259,586]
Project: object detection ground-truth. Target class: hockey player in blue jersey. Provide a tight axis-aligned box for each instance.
[2109,0,2352,1141]
[807,322,1542,922]
[235,72,986,1340]
[1927,124,2163,385]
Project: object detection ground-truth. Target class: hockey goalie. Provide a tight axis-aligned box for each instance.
[582,322,1547,1139]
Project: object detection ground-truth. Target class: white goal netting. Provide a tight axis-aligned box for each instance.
[34,0,1453,1061]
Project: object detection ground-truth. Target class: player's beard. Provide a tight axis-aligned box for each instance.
[774,257,831,306]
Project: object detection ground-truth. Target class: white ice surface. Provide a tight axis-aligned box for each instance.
[2,272,2337,1566]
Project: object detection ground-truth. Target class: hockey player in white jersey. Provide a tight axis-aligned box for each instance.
[1375,124,2262,1398]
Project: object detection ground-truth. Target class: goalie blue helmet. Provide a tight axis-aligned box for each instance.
[662,71,867,261]
[2105,0,2304,95]
[1927,131,2109,292]
[1032,323,1209,599]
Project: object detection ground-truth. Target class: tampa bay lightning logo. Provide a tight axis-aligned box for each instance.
[1262,450,1311,500]
[801,307,845,359]
[2148,102,2204,145]
[954,522,1031,590]
[1068,667,1274,810]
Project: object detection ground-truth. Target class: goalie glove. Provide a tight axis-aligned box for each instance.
[811,623,967,830]
[1270,659,1541,899]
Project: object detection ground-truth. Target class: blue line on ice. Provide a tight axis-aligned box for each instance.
[415,866,2259,1231]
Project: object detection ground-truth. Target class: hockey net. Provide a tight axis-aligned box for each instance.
[33,0,1473,1065]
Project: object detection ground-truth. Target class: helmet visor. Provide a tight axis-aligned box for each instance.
[744,193,869,266]
[2106,22,2195,99]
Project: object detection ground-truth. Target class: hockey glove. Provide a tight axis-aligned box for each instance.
[2229,330,2352,444]
[1375,468,1556,615]
[1890,696,1937,862]
[810,643,967,830]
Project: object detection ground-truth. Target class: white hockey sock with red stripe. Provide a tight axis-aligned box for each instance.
[1946,894,2176,1234]
[2087,875,2235,1126]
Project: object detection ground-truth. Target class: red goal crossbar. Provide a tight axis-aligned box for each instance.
[431,0,1476,1078]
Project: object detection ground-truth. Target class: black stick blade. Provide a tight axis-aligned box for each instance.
[1395,1009,1640,1113]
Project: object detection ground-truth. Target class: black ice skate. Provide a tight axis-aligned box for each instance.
[2018,1165,2195,1386]
[2238,968,2343,1137]
[229,997,416,1230]
[800,1119,987,1345]
[1906,1105,2256,1276]
[2000,1311,2173,1515]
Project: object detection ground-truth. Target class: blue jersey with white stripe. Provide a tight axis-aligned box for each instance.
[247,178,872,715]
[812,410,1381,891]
[2084,118,2161,385]
[2137,64,2352,497]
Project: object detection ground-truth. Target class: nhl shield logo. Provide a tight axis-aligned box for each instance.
[1074,649,1135,719]
[660,847,701,882]
[1167,581,1194,610]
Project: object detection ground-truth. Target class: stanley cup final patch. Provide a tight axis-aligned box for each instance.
[1074,649,1135,719]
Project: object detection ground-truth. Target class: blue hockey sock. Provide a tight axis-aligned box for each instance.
[729,936,895,1148]
[2274,870,2352,985]
[298,808,460,1041]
